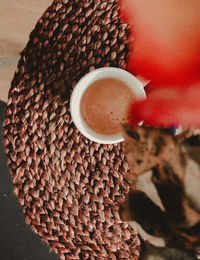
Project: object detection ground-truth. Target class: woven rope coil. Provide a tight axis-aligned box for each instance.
[4,0,140,259]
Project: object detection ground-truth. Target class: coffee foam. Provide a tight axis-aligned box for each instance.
[81,78,135,135]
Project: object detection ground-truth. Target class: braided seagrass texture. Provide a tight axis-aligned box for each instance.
[4,0,140,259]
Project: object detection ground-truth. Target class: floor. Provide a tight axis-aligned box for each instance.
[0,101,60,260]
[0,0,52,102]
[0,1,60,259]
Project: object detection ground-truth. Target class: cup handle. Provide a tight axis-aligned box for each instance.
[135,75,151,88]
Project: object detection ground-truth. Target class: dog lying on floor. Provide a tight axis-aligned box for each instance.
[119,125,200,260]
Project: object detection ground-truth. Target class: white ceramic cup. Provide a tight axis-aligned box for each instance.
[70,67,147,144]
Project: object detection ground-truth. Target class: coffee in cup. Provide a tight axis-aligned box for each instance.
[70,67,146,144]
[80,77,135,135]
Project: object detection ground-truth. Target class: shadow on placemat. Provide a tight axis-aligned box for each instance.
[0,100,60,260]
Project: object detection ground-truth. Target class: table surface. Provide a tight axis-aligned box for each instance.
[0,0,52,102]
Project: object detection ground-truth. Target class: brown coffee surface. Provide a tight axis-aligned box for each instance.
[81,78,135,135]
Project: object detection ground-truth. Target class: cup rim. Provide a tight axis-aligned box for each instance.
[70,67,146,144]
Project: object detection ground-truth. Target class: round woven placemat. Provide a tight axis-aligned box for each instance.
[4,0,140,259]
